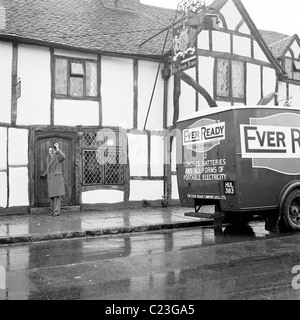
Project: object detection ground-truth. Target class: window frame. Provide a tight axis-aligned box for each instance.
[54,55,99,101]
[81,129,127,190]
[214,58,246,104]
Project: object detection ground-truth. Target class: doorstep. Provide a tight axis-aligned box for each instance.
[30,206,81,214]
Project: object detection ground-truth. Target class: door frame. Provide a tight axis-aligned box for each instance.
[29,127,80,208]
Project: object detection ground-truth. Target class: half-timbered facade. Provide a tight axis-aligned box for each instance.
[260,30,300,106]
[0,0,177,213]
[1,0,300,214]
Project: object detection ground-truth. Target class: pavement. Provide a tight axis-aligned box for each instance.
[0,205,214,245]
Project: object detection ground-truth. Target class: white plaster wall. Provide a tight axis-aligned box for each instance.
[138,60,164,131]
[167,76,175,128]
[199,56,214,96]
[233,35,251,58]
[285,51,292,58]
[220,0,242,31]
[247,64,261,105]
[101,57,134,129]
[171,136,177,171]
[0,41,12,124]
[253,42,269,63]
[8,128,28,166]
[217,101,232,107]
[54,100,99,126]
[234,102,246,107]
[179,68,196,120]
[0,172,7,208]
[291,41,300,58]
[198,56,214,109]
[277,82,287,106]
[9,167,29,207]
[289,84,300,107]
[129,180,164,201]
[263,67,277,97]
[198,30,210,51]
[150,135,164,177]
[238,22,251,35]
[128,133,148,176]
[82,190,124,204]
[171,175,179,200]
[199,95,211,110]
[212,32,231,53]
[17,45,51,125]
[0,127,7,170]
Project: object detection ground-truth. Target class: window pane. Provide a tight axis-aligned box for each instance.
[55,58,67,95]
[232,60,244,99]
[86,62,98,97]
[217,59,229,97]
[104,150,124,185]
[70,77,83,97]
[83,150,103,185]
[83,132,98,147]
[71,60,84,76]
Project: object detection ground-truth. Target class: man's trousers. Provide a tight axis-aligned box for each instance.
[50,196,62,215]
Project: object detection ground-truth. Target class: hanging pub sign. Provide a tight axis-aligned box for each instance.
[177,0,204,15]
[172,0,204,75]
[172,22,198,75]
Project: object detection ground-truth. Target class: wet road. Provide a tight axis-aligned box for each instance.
[0,221,300,300]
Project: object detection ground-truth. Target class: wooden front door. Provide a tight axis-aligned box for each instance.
[35,135,75,207]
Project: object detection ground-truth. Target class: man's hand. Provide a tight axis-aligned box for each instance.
[54,143,59,151]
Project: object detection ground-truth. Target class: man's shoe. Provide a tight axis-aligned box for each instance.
[48,212,53,216]
[53,212,60,217]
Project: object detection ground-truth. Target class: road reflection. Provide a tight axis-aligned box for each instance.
[0,221,297,300]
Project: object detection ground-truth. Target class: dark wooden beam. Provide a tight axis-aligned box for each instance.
[173,74,181,127]
[180,72,218,108]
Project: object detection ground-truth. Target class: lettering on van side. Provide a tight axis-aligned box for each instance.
[183,122,225,146]
[240,124,300,158]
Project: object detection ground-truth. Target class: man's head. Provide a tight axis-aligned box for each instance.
[49,146,55,158]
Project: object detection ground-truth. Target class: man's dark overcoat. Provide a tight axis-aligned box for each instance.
[43,150,66,198]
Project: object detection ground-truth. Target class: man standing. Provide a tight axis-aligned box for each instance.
[41,142,66,217]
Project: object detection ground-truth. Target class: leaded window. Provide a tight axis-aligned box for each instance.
[215,58,245,103]
[83,150,103,185]
[82,130,125,187]
[231,60,245,99]
[216,59,230,97]
[54,56,98,99]
[55,58,68,95]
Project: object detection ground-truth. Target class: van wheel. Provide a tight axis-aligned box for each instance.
[282,189,300,231]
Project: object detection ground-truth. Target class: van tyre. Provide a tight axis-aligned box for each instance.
[282,189,300,231]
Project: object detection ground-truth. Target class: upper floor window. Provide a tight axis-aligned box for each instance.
[215,58,246,104]
[54,57,98,99]
[284,58,300,81]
